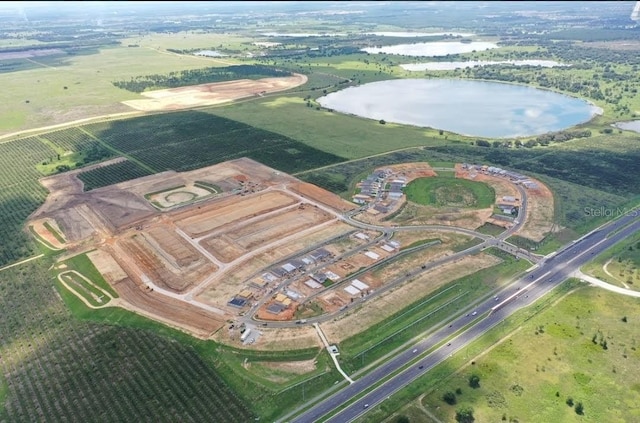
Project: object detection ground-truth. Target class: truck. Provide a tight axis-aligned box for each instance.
[240,328,251,342]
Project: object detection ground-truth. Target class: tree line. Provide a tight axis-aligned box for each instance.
[112,65,293,93]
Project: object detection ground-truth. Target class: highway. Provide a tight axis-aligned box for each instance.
[290,209,640,423]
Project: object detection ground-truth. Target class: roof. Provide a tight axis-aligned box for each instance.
[238,289,253,299]
[351,279,369,290]
[325,270,341,281]
[270,267,288,278]
[282,263,296,273]
[274,293,288,302]
[228,298,247,308]
[355,232,369,240]
[344,285,361,296]
[364,251,380,260]
[381,244,395,252]
[305,279,322,289]
[267,303,285,314]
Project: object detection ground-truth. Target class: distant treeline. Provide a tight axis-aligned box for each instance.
[112,65,292,93]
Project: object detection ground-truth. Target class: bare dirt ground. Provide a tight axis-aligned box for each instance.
[30,218,66,249]
[390,202,493,230]
[384,162,437,181]
[195,222,353,309]
[146,183,214,209]
[321,253,502,343]
[175,190,298,237]
[289,182,357,212]
[256,359,318,374]
[517,177,555,242]
[122,73,308,112]
[455,164,520,205]
[87,249,128,283]
[114,276,225,337]
[201,204,334,263]
[213,326,322,351]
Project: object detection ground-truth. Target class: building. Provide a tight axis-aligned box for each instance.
[309,248,331,262]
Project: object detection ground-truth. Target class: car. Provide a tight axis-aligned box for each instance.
[495,297,500,301]
[447,342,451,346]
[412,349,418,353]
[419,365,424,369]
[472,311,477,316]
[363,404,369,409]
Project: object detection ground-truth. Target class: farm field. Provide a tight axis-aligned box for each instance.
[0,259,255,423]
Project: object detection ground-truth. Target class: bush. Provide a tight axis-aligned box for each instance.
[575,402,584,415]
[566,397,574,407]
[455,406,475,423]
[469,374,481,389]
[443,391,457,405]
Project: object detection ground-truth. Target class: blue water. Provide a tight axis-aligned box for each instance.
[318,79,601,138]
[614,120,640,133]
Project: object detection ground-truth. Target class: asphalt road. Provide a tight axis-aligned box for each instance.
[291,210,640,423]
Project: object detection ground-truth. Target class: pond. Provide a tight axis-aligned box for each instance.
[400,60,568,71]
[362,41,497,57]
[317,79,601,138]
[613,120,640,133]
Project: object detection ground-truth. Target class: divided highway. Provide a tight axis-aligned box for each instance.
[291,210,640,423]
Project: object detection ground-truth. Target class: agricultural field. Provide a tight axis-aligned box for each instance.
[78,160,153,191]
[0,259,255,423]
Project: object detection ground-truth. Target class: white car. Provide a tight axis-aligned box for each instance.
[412,349,418,353]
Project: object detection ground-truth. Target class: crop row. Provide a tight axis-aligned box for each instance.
[39,127,102,153]
[0,136,55,265]
[82,111,346,174]
[77,160,153,191]
[0,260,255,422]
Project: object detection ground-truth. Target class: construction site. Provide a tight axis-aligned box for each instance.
[29,158,554,346]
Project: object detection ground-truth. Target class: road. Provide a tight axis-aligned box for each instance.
[290,209,640,423]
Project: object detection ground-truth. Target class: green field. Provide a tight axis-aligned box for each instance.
[414,286,640,423]
[404,175,495,209]
[582,230,640,290]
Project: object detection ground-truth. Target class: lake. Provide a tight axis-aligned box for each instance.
[365,31,475,37]
[400,60,568,71]
[317,79,601,138]
[614,120,640,133]
[362,41,497,57]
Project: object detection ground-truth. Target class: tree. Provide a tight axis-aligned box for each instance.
[395,416,410,423]
[575,402,584,415]
[379,119,386,125]
[469,374,480,389]
[455,406,475,423]
[442,391,457,405]
[566,397,574,407]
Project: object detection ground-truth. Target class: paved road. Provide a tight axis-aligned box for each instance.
[290,210,640,423]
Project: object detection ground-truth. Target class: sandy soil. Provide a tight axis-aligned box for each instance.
[175,190,298,237]
[213,326,322,351]
[87,249,128,283]
[122,73,308,112]
[390,202,494,230]
[289,182,357,213]
[322,253,502,344]
[147,184,213,209]
[202,204,333,263]
[518,176,555,242]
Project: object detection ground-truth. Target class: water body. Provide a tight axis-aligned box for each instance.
[261,32,346,37]
[614,120,640,133]
[365,31,475,37]
[362,41,497,57]
[317,79,600,138]
[400,60,568,71]
[193,50,228,57]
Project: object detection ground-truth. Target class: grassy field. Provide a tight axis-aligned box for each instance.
[353,278,638,423]
[413,285,640,423]
[582,230,640,290]
[404,175,495,209]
